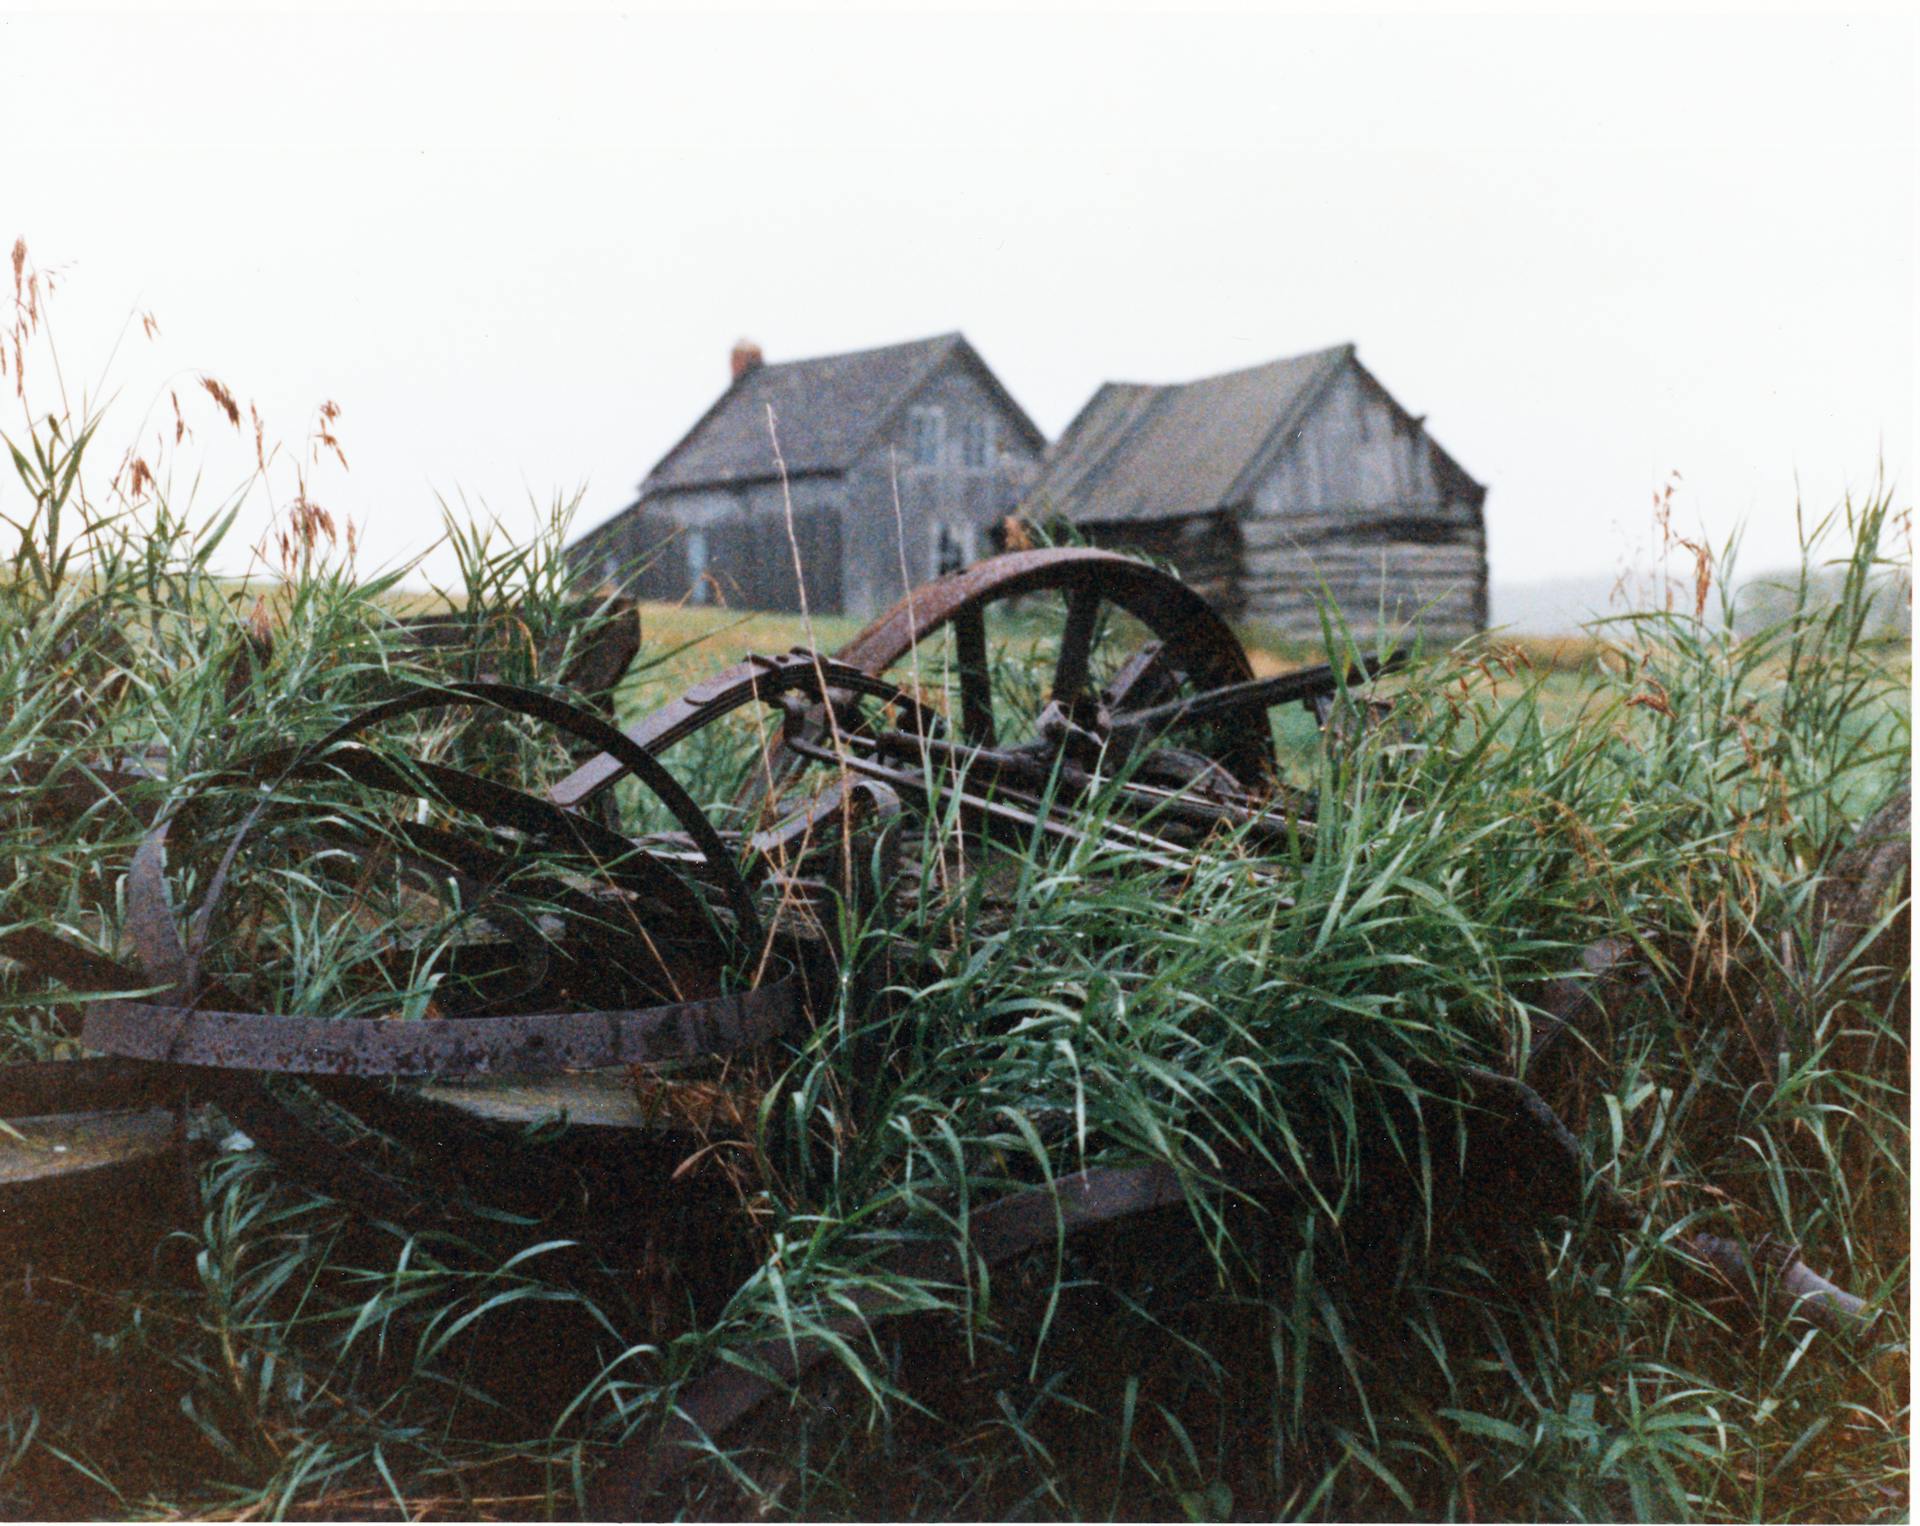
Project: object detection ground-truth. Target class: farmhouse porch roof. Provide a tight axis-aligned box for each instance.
[642,332,1044,496]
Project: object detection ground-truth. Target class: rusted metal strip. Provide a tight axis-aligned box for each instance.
[0,954,523,1223]
[550,650,939,811]
[293,682,764,950]
[82,981,797,1078]
[1112,650,1408,736]
[0,926,146,997]
[0,1057,180,1117]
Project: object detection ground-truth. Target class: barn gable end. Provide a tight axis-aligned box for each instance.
[1238,358,1487,640]
[1024,346,1487,643]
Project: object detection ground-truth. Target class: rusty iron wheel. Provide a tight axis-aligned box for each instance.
[827,548,1278,791]
[60,684,807,1218]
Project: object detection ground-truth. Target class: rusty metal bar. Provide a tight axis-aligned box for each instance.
[550,651,939,811]
[1050,580,1103,708]
[951,604,996,747]
[82,984,797,1078]
[1113,649,1409,736]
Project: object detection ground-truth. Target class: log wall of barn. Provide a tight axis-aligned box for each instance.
[1242,365,1486,644]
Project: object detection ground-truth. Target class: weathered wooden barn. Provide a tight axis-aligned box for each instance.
[1023,345,1488,641]
[568,334,1045,618]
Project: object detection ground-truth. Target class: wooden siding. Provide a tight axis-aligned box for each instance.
[1239,363,1486,643]
[1078,513,1243,616]
[839,362,1043,616]
[571,477,844,615]
[572,353,1041,619]
[1045,353,1485,646]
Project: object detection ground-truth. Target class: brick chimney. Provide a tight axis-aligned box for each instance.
[730,338,764,381]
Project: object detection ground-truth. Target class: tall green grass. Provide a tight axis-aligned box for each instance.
[563,497,1905,1524]
[0,255,1907,1520]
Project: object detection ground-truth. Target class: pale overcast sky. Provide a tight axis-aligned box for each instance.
[1,9,1912,596]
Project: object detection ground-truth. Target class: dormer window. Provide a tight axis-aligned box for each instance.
[908,406,945,467]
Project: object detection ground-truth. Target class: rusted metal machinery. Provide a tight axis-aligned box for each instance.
[0,549,1891,1513]
[7,551,1391,1201]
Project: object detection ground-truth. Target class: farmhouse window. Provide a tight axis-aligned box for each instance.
[909,406,945,467]
[962,417,995,470]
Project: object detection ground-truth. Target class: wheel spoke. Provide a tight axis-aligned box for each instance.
[1050,582,1102,708]
[952,605,996,747]
[820,548,1274,791]
[1099,640,1178,715]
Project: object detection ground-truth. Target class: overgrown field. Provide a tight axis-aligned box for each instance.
[0,265,1910,1522]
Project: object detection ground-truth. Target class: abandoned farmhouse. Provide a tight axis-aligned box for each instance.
[566,334,1045,620]
[567,335,1487,638]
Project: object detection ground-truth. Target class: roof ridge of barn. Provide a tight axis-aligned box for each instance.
[1024,343,1357,526]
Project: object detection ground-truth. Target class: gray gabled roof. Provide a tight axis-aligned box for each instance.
[640,332,1044,497]
[1026,344,1356,525]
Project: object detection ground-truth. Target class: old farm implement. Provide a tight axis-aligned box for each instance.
[4,551,1387,1207]
[0,548,1899,1514]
